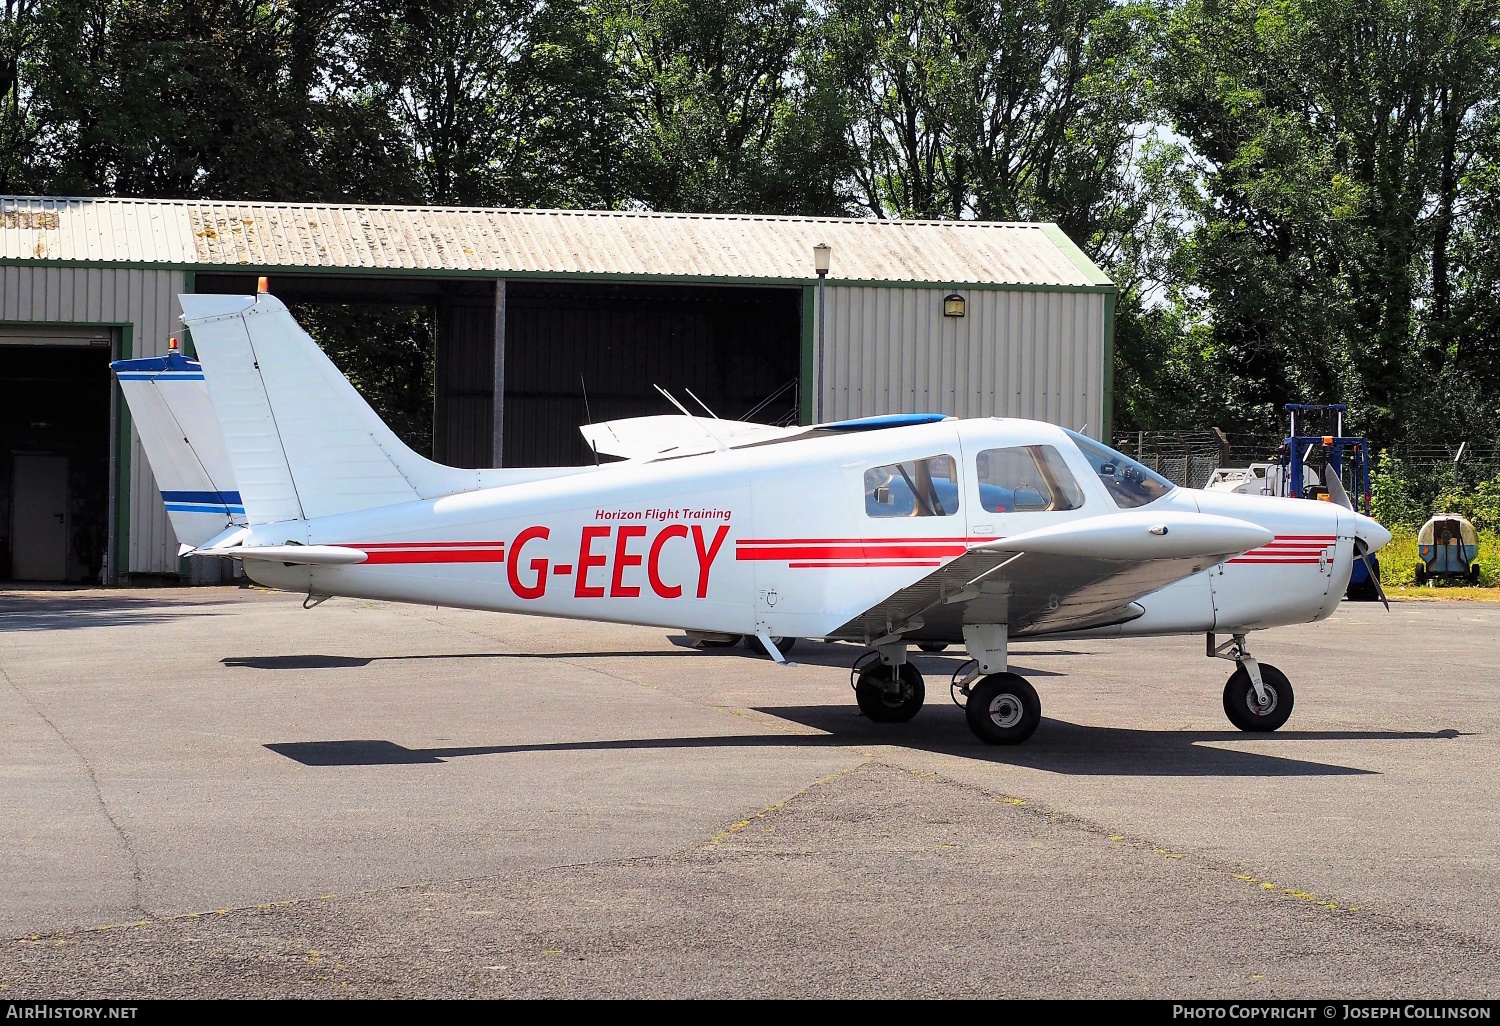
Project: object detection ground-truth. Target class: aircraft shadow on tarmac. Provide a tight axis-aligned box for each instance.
[265,709,1462,777]
[221,644,1066,674]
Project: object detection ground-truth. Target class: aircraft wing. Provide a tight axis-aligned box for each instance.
[831,512,1274,642]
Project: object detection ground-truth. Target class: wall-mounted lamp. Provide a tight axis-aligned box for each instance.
[943,293,966,318]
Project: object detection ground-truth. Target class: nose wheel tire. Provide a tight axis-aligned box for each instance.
[917,642,949,653]
[965,673,1041,745]
[1222,664,1294,732]
[854,663,925,722]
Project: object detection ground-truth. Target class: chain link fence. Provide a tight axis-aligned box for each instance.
[1115,430,1500,490]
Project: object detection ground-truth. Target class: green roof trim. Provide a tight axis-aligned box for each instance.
[0,256,1114,294]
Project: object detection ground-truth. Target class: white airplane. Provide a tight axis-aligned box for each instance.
[113,291,1392,745]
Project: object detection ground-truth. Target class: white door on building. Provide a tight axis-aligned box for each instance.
[12,454,69,580]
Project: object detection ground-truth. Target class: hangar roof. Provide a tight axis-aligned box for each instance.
[0,195,1111,290]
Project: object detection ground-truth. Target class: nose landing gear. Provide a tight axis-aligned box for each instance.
[1209,633,1295,732]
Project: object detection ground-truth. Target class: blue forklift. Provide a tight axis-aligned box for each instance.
[1275,404,1383,602]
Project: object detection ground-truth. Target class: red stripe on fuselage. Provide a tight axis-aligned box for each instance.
[358,549,507,565]
[738,544,967,561]
[787,560,944,568]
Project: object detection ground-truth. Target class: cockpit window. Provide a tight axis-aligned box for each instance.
[975,445,1084,512]
[865,455,960,517]
[1065,430,1175,508]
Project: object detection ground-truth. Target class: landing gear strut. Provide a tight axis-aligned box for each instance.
[1209,633,1295,732]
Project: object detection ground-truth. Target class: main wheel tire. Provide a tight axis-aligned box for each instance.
[1414,564,1428,586]
[854,663,925,722]
[1222,663,1294,732]
[690,634,743,649]
[747,635,798,657]
[964,673,1041,745]
[917,642,949,653]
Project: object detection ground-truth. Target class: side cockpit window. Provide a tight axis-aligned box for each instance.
[975,445,1084,512]
[865,455,960,517]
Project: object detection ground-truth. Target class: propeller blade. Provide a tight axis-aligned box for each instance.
[1358,546,1390,611]
[1324,465,1354,510]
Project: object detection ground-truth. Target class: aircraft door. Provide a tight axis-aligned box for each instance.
[961,439,1091,543]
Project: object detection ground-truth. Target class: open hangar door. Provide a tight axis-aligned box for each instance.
[0,326,114,582]
[502,281,802,467]
[192,275,803,471]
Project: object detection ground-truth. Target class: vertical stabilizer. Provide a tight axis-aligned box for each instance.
[179,293,484,524]
[112,351,246,547]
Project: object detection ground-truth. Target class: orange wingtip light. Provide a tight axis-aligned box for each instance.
[257,276,269,294]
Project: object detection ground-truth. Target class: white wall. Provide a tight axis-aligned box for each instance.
[0,265,187,574]
[819,286,1106,437]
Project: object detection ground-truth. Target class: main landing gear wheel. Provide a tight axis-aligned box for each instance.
[1222,664,1294,732]
[965,673,1041,745]
[687,633,743,649]
[855,663,925,722]
[747,635,798,657]
[917,642,949,653]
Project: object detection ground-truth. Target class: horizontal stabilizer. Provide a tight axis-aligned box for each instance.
[198,544,368,566]
[111,351,245,548]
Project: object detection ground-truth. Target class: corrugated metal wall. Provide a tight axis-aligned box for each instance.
[434,285,499,469]
[820,286,1105,435]
[0,265,185,574]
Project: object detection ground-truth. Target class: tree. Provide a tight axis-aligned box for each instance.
[601,0,855,214]
[1151,0,1500,441]
[348,0,621,207]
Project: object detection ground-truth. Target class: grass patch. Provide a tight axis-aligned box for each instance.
[1387,585,1500,602]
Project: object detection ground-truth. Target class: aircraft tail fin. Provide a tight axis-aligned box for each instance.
[179,293,480,525]
[112,351,246,547]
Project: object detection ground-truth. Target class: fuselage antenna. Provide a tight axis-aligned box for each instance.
[684,387,720,420]
[580,373,599,466]
[654,385,729,451]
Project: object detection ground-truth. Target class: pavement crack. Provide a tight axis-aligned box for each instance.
[0,661,149,920]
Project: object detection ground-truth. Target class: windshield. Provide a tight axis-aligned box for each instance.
[1064,430,1175,508]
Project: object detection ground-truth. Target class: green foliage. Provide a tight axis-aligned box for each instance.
[1371,450,1426,531]
[1138,0,1500,441]
[1433,478,1500,533]
[605,0,856,213]
[288,302,437,458]
[1371,447,1500,532]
